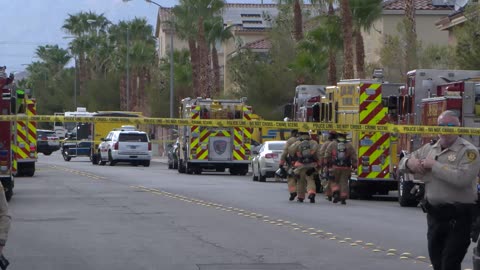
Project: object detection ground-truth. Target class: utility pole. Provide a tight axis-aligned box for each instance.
[126,27,130,111]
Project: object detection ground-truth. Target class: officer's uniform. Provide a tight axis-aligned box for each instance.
[289,133,321,203]
[279,135,299,200]
[399,137,480,270]
[0,183,11,248]
[325,136,357,204]
[318,140,334,199]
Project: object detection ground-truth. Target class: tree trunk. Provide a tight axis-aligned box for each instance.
[212,46,220,97]
[405,0,417,72]
[197,16,211,97]
[327,2,337,85]
[340,0,354,79]
[355,30,365,79]
[293,0,303,42]
[78,53,86,99]
[188,39,200,97]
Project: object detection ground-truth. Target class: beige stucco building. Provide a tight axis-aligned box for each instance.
[363,0,454,65]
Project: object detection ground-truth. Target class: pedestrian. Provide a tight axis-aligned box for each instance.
[324,131,357,205]
[399,110,480,270]
[318,131,337,201]
[289,129,321,203]
[279,129,299,201]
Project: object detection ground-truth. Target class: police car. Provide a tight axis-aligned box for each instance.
[97,126,151,167]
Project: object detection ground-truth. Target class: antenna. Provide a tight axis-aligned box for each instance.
[454,0,469,11]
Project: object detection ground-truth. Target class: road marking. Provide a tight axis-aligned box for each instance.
[130,185,431,267]
[49,165,106,180]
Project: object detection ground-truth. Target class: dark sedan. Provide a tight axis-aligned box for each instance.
[37,129,61,155]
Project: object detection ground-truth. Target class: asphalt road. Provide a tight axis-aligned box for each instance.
[5,152,476,270]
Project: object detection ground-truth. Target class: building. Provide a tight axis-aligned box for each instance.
[363,0,455,65]
[154,3,320,94]
[435,2,473,45]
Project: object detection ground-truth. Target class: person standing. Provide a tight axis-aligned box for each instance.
[325,132,357,205]
[399,110,480,270]
[279,129,299,201]
[290,129,321,203]
[318,131,337,201]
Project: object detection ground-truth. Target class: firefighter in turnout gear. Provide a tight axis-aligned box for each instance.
[279,129,299,201]
[319,131,337,201]
[325,132,357,205]
[289,129,321,203]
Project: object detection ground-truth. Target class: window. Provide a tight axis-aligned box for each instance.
[268,143,285,151]
[119,133,148,142]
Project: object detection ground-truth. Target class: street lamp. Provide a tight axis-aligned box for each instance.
[122,0,174,117]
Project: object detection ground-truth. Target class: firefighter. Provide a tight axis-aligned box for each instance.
[289,129,321,203]
[318,130,337,201]
[279,129,299,201]
[325,131,357,205]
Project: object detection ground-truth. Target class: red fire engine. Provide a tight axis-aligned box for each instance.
[0,70,15,201]
[395,69,480,206]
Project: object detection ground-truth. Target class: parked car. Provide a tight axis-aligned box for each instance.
[251,140,286,182]
[37,129,60,155]
[167,139,179,169]
[97,127,151,167]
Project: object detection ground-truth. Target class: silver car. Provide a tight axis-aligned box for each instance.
[98,129,151,167]
[251,140,286,182]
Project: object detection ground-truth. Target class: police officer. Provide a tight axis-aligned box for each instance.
[0,183,11,260]
[318,131,337,201]
[325,131,357,205]
[279,129,299,201]
[289,129,321,203]
[399,110,480,270]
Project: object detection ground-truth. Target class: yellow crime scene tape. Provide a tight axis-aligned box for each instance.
[0,115,479,135]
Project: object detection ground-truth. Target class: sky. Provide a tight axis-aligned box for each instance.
[1,0,273,75]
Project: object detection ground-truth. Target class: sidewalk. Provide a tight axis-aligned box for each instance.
[151,156,168,164]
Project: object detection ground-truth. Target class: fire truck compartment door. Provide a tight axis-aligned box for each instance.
[209,137,232,161]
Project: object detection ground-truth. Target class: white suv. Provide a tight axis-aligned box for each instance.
[97,127,151,167]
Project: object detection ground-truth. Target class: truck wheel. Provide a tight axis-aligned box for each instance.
[24,168,35,177]
[398,172,418,207]
[173,161,178,169]
[168,162,173,169]
[43,151,52,156]
[143,160,150,167]
[239,165,248,176]
[178,159,186,173]
[186,163,194,174]
[5,189,12,202]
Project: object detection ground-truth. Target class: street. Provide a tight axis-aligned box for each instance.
[6,153,474,270]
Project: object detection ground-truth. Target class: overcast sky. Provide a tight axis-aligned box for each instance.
[2,0,273,74]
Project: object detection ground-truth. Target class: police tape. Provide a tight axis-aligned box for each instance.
[1,115,479,135]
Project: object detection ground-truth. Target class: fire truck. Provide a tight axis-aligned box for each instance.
[317,79,403,198]
[177,97,253,175]
[0,71,15,201]
[394,69,480,206]
[12,90,37,176]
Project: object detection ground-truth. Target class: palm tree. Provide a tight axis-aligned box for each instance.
[350,0,382,79]
[109,19,157,113]
[173,0,225,97]
[62,12,111,95]
[206,16,234,96]
[404,0,417,72]
[340,0,354,79]
[276,0,321,42]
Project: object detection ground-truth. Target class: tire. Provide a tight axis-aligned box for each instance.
[252,163,258,181]
[143,160,150,167]
[24,168,35,177]
[43,151,52,156]
[229,168,238,175]
[194,168,202,174]
[239,165,248,176]
[259,166,266,182]
[5,189,12,202]
[178,159,186,173]
[186,163,194,174]
[91,152,99,165]
[108,151,116,166]
[62,149,71,161]
[398,172,418,207]
[215,167,225,172]
[173,161,178,169]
